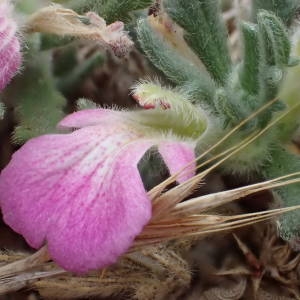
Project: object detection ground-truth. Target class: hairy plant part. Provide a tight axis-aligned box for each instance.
[0,244,192,299]
[1,92,300,283]
[136,0,300,245]
[0,107,196,273]
[26,4,133,57]
[1,0,300,298]
[0,0,21,91]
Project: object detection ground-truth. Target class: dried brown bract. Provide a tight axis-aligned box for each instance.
[214,224,300,299]
[25,4,134,57]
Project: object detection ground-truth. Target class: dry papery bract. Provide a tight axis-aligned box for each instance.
[202,223,300,299]
[1,99,300,298]
[25,4,133,57]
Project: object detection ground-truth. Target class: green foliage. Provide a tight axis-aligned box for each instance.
[137,18,216,107]
[173,10,291,128]
[69,0,153,23]
[135,2,291,128]
[258,10,290,68]
[3,0,300,246]
[137,18,204,85]
[136,0,300,242]
[222,11,291,126]
[164,0,231,85]
[263,146,300,242]
[253,0,300,25]
[256,10,291,117]
[239,22,260,96]
[12,50,66,143]
[221,131,276,175]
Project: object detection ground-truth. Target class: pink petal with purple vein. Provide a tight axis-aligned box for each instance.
[0,116,152,273]
[0,1,21,91]
[0,108,195,273]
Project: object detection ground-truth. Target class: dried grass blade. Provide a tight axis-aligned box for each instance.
[137,206,300,245]
[169,173,300,218]
[150,101,300,209]
[0,268,65,295]
[0,246,49,279]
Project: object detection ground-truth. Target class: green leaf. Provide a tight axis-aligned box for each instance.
[256,10,291,107]
[263,146,300,243]
[239,22,261,96]
[10,52,66,143]
[69,0,153,23]
[253,0,300,25]
[230,11,291,127]
[136,18,215,106]
[257,10,291,67]
[164,0,231,85]
[214,88,240,125]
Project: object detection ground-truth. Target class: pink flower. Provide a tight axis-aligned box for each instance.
[0,108,196,274]
[0,1,21,91]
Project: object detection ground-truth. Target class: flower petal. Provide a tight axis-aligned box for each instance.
[0,1,21,91]
[0,106,197,273]
[58,109,121,129]
[158,141,196,183]
[0,122,152,273]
